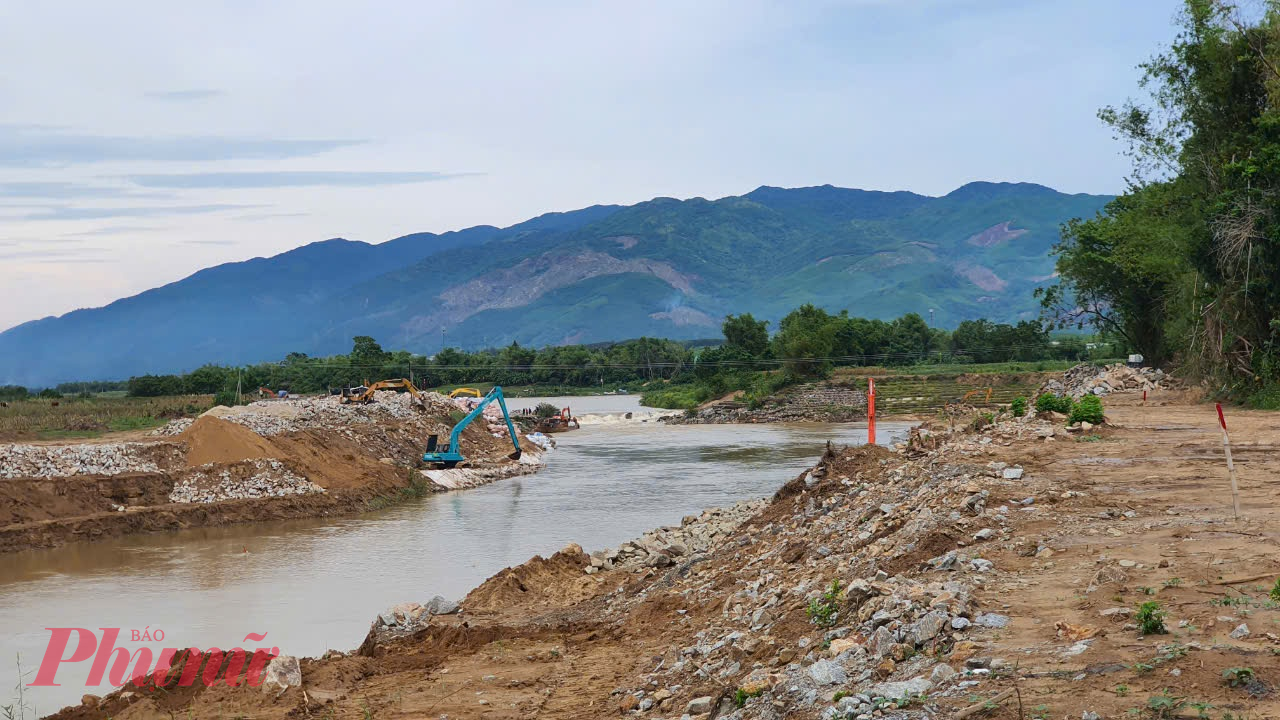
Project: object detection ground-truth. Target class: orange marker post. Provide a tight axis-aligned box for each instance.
[867,377,876,445]
[1217,403,1242,522]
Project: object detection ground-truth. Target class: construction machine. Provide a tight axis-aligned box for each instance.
[339,378,428,409]
[448,387,483,399]
[422,386,522,468]
[535,406,580,433]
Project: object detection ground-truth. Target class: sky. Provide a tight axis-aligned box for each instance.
[0,0,1183,332]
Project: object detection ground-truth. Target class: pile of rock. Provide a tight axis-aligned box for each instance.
[0,443,179,479]
[149,418,194,437]
[1042,363,1172,399]
[366,595,460,643]
[152,390,456,438]
[595,410,1067,718]
[169,459,324,503]
[586,499,767,573]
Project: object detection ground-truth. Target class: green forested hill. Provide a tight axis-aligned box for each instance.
[0,182,1110,385]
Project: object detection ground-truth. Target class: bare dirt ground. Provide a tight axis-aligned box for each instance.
[45,392,1280,720]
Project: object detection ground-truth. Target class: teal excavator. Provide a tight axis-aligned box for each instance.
[423,386,522,468]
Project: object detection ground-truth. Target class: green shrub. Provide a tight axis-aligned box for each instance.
[1222,667,1255,688]
[1035,392,1073,414]
[533,402,560,418]
[806,579,843,628]
[1136,601,1167,635]
[1069,394,1105,425]
[1271,577,1280,602]
[1010,396,1027,417]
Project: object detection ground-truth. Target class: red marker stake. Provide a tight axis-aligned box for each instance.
[867,378,876,446]
[1217,403,1242,522]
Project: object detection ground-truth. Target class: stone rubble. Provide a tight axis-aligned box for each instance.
[1040,363,1174,400]
[590,408,1073,719]
[0,443,180,479]
[169,459,325,503]
[585,499,769,573]
[173,390,451,436]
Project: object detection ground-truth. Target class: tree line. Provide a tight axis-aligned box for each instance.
[1042,0,1280,406]
[108,306,1098,402]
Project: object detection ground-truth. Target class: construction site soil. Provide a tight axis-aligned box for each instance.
[43,388,1280,720]
[0,392,540,554]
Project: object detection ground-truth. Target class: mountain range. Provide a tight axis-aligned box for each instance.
[0,182,1111,386]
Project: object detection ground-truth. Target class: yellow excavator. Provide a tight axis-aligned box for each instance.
[448,387,483,399]
[339,378,427,409]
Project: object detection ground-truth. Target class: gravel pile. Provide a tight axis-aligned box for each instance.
[151,391,454,437]
[169,459,325,503]
[587,499,768,573]
[0,443,178,479]
[1041,363,1173,399]
[149,418,193,437]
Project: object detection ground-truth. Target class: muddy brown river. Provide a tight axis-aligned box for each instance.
[0,399,909,714]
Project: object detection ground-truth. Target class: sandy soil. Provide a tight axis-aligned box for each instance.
[44,394,1280,719]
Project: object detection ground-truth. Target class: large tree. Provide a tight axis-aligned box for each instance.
[1047,0,1280,392]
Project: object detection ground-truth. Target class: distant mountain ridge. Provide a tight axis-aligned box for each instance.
[0,182,1110,386]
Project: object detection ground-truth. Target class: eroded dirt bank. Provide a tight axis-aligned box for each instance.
[0,392,542,553]
[46,393,1280,720]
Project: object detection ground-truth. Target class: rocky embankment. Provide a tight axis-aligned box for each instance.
[670,384,867,424]
[0,391,543,552]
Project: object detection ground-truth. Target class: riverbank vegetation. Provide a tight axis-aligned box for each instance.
[5,303,1115,414]
[1040,1,1280,407]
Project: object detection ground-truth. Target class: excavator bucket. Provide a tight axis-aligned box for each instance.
[507,447,522,461]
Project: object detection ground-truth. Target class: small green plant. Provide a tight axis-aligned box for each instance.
[1116,684,1130,697]
[1032,704,1051,720]
[1222,667,1255,688]
[832,691,849,703]
[1035,392,1073,414]
[1188,701,1215,719]
[735,687,763,707]
[1146,690,1185,719]
[1010,396,1028,416]
[1137,601,1168,635]
[1131,662,1156,674]
[1069,394,1105,425]
[806,579,843,628]
[1270,578,1280,602]
[1163,577,1183,588]
[1140,586,1158,595]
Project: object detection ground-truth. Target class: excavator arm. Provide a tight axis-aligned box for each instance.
[422,386,522,468]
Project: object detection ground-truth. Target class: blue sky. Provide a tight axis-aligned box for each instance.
[0,0,1182,330]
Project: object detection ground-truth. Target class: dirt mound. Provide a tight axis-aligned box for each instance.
[180,415,279,467]
[463,543,595,614]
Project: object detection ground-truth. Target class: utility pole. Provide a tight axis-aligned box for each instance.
[236,368,242,405]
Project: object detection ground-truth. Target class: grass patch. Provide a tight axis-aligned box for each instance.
[0,395,212,441]
[366,473,434,511]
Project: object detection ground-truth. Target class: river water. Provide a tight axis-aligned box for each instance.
[0,397,909,714]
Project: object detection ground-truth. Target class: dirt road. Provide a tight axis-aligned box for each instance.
[46,394,1280,719]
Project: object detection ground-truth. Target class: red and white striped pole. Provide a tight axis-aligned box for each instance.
[1217,403,1242,522]
[867,377,876,445]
